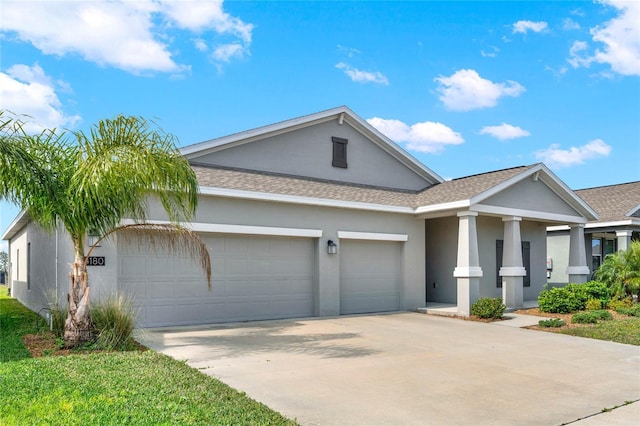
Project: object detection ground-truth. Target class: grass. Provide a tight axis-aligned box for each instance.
[557,317,640,345]
[0,285,48,361]
[0,286,297,425]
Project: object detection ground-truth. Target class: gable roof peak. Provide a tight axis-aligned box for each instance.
[181,106,444,184]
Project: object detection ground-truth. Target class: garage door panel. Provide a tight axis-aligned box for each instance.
[119,234,314,327]
[340,240,402,315]
[148,281,174,300]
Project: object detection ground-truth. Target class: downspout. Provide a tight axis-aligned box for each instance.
[55,227,58,305]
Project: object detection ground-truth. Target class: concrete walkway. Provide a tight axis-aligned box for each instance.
[137,312,640,426]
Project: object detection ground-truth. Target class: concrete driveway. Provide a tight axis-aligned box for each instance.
[137,312,640,426]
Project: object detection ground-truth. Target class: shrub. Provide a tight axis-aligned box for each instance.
[571,310,612,324]
[585,299,602,311]
[616,305,640,317]
[571,312,599,324]
[538,286,584,313]
[607,297,634,311]
[471,297,506,319]
[538,318,566,328]
[90,295,137,350]
[578,281,612,306]
[538,281,611,314]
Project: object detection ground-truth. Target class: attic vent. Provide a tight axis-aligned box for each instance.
[332,137,348,168]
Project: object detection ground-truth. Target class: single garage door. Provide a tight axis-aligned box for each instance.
[340,240,401,315]
[119,234,315,327]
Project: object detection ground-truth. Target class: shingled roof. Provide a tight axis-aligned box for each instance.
[192,164,537,210]
[576,181,640,223]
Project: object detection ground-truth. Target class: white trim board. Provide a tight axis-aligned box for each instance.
[121,219,323,238]
[337,231,408,241]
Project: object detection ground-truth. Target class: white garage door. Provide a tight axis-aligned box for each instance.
[340,240,401,315]
[119,234,315,327]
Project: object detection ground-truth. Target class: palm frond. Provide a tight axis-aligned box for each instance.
[97,223,211,288]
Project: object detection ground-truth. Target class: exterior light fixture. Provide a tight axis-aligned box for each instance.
[327,240,338,255]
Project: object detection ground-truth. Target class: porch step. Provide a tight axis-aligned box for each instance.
[417,304,458,317]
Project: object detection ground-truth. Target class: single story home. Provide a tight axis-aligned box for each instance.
[547,181,640,284]
[3,106,598,327]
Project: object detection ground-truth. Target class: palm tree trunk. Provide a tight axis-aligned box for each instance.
[63,250,94,347]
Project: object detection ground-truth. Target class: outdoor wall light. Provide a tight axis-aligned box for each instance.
[327,240,338,255]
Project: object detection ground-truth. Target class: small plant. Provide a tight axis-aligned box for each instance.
[585,298,602,311]
[571,310,613,324]
[50,303,68,338]
[471,297,506,319]
[571,312,599,324]
[607,297,634,311]
[538,318,566,328]
[90,294,137,350]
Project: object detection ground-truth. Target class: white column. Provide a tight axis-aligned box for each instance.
[500,217,526,310]
[616,230,633,252]
[567,224,590,283]
[453,211,482,316]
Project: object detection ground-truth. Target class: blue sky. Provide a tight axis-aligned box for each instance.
[1,0,639,251]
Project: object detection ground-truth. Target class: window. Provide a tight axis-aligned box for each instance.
[496,240,531,288]
[332,137,348,168]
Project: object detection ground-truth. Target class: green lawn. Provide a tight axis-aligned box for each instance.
[558,316,640,345]
[0,286,297,425]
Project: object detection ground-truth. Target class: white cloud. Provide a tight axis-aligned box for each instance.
[213,43,245,62]
[193,38,208,52]
[535,139,612,168]
[544,65,569,78]
[512,20,548,34]
[480,46,500,58]
[567,1,640,76]
[568,41,592,68]
[0,64,80,132]
[367,117,463,153]
[0,0,253,74]
[562,18,580,31]
[336,63,389,85]
[337,45,361,58]
[479,123,531,140]
[160,0,253,44]
[434,69,525,111]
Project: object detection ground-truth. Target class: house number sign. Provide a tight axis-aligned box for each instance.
[87,256,106,266]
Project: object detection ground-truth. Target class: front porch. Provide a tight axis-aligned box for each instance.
[419,300,539,318]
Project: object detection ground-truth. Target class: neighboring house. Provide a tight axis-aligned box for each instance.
[547,181,640,284]
[3,106,598,327]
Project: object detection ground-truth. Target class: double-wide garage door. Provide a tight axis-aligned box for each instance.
[119,234,314,327]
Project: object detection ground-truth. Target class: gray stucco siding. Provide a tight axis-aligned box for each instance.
[193,120,431,191]
[482,178,583,218]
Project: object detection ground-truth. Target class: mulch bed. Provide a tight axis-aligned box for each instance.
[22,331,147,358]
[513,307,627,331]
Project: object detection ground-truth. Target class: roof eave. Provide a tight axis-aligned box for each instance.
[2,210,29,241]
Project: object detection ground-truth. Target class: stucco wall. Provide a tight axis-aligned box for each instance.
[194,120,433,191]
[9,223,57,314]
[483,178,582,218]
[8,220,120,317]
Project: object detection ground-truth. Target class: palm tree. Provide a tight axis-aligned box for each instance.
[0,112,210,346]
[595,240,640,300]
